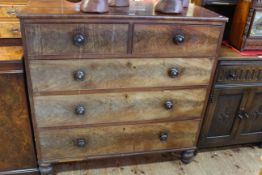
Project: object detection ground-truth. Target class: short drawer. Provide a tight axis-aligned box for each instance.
[30,58,214,92]
[34,88,206,127]
[0,21,21,38]
[133,24,221,57]
[39,120,199,161]
[24,23,128,56]
[217,61,262,84]
[0,6,23,18]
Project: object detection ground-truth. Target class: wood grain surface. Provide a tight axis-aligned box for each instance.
[24,23,128,56]
[0,6,23,18]
[38,120,199,161]
[34,88,206,127]
[0,46,23,61]
[0,73,37,171]
[30,58,213,92]
[133,24,221,57]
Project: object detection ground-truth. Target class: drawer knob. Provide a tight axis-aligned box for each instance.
[7,8,16,15]
[164,100,174,110]
[74,70,86,81]
[76,138,87,147]
[227,72,237,80]
[168,68,179,78]
[173,34,185,44]
[159,132,168,141]
[75,105,86,115]
[73,32,87,46]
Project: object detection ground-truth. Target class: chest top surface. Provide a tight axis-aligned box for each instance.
[17,0,227,22]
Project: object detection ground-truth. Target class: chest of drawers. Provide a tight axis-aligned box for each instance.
[18,0,227,174]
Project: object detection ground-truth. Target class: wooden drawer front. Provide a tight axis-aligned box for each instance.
[217,61,262,84]
[34,89,206,127]
[0,22,21,38]
[24,23,128,56]
[0,0,28,5]
[0,6,23,18]
[39,120,199,161]
[133,24,221,57]
[30,58,213,92]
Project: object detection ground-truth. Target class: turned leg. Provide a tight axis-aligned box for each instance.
[39,163,53,175]
[181,149,196,164]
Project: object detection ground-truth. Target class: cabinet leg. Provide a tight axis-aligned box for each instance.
[181,149,196,164]
[39,163,53,175]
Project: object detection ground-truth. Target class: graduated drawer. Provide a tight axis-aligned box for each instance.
[34,88,206,127]
[24,23,128,56]
[133,24,221,57]
[38,120,199,161]
[217,61,262,84]
[30,58,214,92]
[0,6,23,18]
[0,21,21,38]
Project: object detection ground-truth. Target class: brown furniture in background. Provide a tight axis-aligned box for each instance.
[199,46,262,148]
[0,46,39,175]
[18,0,227,174]
[229,0,262,50]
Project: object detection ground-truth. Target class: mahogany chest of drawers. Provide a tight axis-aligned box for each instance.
[18,0,227,174]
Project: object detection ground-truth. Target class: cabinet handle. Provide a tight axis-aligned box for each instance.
[238,111,244,119]
[10,28,20,33]
[7,8,16,15]
[73,32,87,46]
[244,112,249,119]
[75,105,86,115]
[75,138,87,147]
[173,34,185,44]
[164,100,174,110]
[168,67,179,78]
[73,70,86,81]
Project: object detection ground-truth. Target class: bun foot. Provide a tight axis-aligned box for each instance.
[181,149,195,164]
[39,163,53,175]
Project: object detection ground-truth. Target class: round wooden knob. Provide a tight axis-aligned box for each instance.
[75,105,86,115]
[173,34,185,44]
[76,138,87,147]
[73,32,87,46]
[164,100,174,110]
[168,68,179,78]
[159,132,168,141]
[74,70,86,81]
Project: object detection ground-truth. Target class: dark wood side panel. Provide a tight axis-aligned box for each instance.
[0,72,37,171]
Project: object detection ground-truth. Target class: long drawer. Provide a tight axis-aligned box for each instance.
[38,120,199,161]
[0,21,21,38]
[34,88,206,127]
[217,61,262,84]
[133,24,221,57]
[24,23,129,56]
[30,58,214,92]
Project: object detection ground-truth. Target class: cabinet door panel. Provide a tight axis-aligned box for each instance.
[207,88,243,137]
[241,88,262,134]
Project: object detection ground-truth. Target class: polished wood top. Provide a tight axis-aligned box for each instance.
[0,46,23,61]
[219,46,262,61]
[17,0,227,22]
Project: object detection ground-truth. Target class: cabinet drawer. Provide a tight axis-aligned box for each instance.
[133,24,221,57]
[30,58,214,92]
[0,22,21,38]
[34,89,206,127]
[0,6,23,18]
[0,0,28,5]
[24,23,128,56]
[39,120,199,161]
[217,61,262,84]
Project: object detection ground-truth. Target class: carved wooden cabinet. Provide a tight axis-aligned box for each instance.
[18,0,227,174]
[0,46,39,175]
[199,49,262,148]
